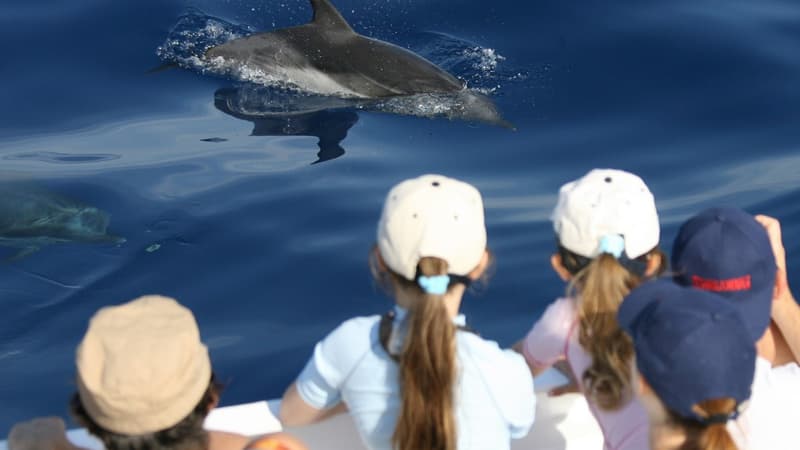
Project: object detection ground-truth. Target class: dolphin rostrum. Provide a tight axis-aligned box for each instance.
[0,187,125,261]
[204,0,511,127]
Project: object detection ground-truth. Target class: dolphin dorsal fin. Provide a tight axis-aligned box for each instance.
[310,0,354,33]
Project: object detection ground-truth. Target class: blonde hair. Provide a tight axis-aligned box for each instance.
[371,253,457,450]
[569,249,666,410]
[671,398,739,450]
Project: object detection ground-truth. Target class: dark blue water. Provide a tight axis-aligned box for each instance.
[2,0,800,433]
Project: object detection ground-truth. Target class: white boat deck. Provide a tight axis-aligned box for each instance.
[1,369,603,450]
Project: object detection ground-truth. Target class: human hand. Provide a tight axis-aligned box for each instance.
[754,214,792,305]
[8,417,82,450]
[247,432,309,450]
[756,214,800,365]
[548,380,581,397]
[755,215,786,272]
[548,360,580,397]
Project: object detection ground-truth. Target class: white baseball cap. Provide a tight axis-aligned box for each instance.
[552,169,659,259]
[377,174,487,281]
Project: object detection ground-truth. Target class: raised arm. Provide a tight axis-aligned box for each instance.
[512,339,579,396]
[755,214,800,364]
[512,339,550,377]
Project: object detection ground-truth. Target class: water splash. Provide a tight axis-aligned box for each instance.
[396,31,529,92]
[157,10,527,126]
[155,9,253,73]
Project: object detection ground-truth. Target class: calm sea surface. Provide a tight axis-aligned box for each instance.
[1,0,799,432]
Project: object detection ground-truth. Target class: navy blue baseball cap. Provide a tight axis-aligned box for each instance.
[619,279,755,423]
[671,207,776,342]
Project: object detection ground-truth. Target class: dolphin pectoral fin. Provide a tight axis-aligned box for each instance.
[310,0,354,33]
[311,141,345,164]
[5,247,40,263]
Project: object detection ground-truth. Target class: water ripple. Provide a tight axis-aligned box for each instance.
[3,151,120,164]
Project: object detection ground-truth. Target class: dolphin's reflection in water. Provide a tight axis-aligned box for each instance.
[214,87,359,164]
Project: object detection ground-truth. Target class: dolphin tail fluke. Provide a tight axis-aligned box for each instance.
[310,0,354,33]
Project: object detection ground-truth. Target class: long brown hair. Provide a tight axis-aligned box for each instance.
[569,249,666,410]
[671,398,740,450]
[372,253,458,450]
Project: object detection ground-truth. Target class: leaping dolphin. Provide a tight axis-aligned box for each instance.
[204,0,512,127]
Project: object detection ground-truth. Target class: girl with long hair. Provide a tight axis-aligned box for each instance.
[280,174,535,450]
[514,169,666,450]
[618,279,755,450]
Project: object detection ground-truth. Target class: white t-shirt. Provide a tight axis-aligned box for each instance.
[295,306,536,450]
[728,357,800,450]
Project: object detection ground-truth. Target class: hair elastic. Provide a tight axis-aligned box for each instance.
[417,275,450,295]
[598,234,625,258]
[557,235,648,277]
[700,413,734,425]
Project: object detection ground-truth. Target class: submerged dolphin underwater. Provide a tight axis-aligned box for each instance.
[0,187,124,261]
[203,0,512,127]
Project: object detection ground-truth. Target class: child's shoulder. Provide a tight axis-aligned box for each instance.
[326,314,382,341]
[540,296,578,321]
[457,332,525,369]
[522,296,578,347]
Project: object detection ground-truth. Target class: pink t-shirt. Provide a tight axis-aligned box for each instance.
[522,297,649,450]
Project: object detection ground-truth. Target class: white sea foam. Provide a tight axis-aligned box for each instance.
[468,47,507,72]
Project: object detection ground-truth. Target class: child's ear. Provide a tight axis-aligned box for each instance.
[468,250,490,280]
[637,374,650,396]
[372,246,388,271]
[644,251,663,277]
[207,387,220,413]
[551,253,572,281]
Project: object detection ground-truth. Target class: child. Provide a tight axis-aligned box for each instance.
[618,279,755,450]
[280,174,536,450]
[516,169,666,450]
[7,295,306,450]
[671,208,800,449]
